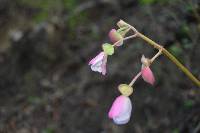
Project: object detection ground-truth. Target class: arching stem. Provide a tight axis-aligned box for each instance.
[119,20,200,87]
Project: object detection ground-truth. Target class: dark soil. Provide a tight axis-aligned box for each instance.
[0,0,200,133]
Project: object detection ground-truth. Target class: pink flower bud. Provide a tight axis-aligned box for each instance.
[108,29,123,46]
[108,95,132,125]
[89,52,107,75]
[141,66,155,85]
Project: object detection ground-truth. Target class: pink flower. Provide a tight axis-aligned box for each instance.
[108,29,123,46]
[88,52,107,75]
[141,66,155,85]
[108,95,132,125]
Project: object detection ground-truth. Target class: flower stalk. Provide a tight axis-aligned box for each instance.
[89,20,200,126]
[137,32,200,87]
[120,20,200,87]
[112,34,137,47]
[129,72,141,87]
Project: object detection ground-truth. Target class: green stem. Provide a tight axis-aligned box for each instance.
[116,20,199,86]
[137,32,200,87]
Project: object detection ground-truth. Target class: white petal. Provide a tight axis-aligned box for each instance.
[91,60,103,72]
[113,115,130,125]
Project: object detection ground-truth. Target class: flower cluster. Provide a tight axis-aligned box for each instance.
[108,55,157,125]
[88,20,162,125]
[88,20,130,75]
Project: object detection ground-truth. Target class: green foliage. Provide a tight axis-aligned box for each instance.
[182,39,193,50]
[17,0,89,34]
[181,24,190,35]
[183,100,194,108]
[179,23,190,39]
[34,11,49,23]
[185,4,194,12]
[63,0,88,37]
[42,127,55,133]
[172,128,180,133]
[27,96,42,104]
[63,0,77,11]
[18,0,55,22]
[169,44,183,57]
[139,0,177,5]
[68,12,88,29]
[139,0,157,5]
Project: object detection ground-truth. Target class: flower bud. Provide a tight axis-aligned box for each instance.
[141,66,155,85]
[108,29,123,46]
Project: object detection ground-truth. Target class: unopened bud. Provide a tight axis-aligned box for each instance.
[108,29,123,46]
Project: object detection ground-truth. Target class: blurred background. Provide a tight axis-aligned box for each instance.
[0,0,200,133]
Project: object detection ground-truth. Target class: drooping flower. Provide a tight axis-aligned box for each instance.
[108,95,132,125]
[141,55,155,85]
[108,29,123,46]
[89,52,107,75]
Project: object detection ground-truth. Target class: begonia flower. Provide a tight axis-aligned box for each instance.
[89,52,107,75]
[108,95,132,125]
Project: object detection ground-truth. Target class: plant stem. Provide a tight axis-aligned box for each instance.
[129,72,141,86]
[119,20,200,87]
[112,34,137,47]
[137,32,200,87]
[150,48,162,63]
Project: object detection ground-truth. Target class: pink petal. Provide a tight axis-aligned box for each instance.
[108,29,123,46]
[89,52,104,65]
[141,66,155,85]
[113,97,132,124]
[108,95,132,125]
[108,96,126,118]
[113,100,132,125]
